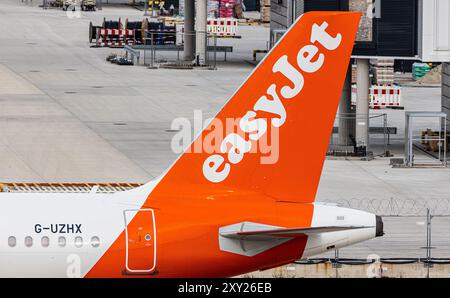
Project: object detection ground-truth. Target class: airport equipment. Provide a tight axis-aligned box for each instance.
[405,111,447,167]
[88,22,101,43]
[81,0,96,11]
[124,18,149,44]
[49,0,63,7]
[421,129,450,153]
[62,0,80,10]
[145,21,176,45]
[106,53,134,65]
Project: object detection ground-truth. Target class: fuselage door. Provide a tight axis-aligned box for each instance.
[124,209,156,274]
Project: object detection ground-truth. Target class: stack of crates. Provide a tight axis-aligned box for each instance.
[371,59,395,85]
[412,62,431,80]
[260,0,270,22]
[219,0,236,18]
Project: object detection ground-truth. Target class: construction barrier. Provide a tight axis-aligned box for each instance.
[369,85,402,109]
[351,85,403,109]
[207,18,238,36]
[90,18,176,48]
[96,28,135,47]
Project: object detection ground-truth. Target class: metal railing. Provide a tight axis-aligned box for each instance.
[127,31,222,69]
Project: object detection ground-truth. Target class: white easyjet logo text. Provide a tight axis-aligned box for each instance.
[203,22,342,183]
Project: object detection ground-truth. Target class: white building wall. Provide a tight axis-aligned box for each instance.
[419,0,450,62]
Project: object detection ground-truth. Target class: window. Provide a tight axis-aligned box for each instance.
[25,236,33,247]
[91,236,100,248]
[41,236,50,247]
[8,236,16,247]
[74,236,83,248]
[58,236,66,247]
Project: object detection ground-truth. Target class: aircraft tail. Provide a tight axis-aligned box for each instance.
[152,12,360,203]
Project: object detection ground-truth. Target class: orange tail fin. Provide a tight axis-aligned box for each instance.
[155,12,360,203]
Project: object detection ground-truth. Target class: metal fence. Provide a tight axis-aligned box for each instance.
[331,197,450,217]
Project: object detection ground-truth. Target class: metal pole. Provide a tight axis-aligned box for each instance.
[444,116,448,167]
[405,113,409,166]
[183,0,196,61]
[143,38,146,66]
[334,248,339,278]
[338,62,354,146]
[426,208,432,278]
[213,34,217,70]
[356,58,370,156]
[151,0,155,17]
[151,32,154,68]
[409,117,414,166]
[195,0,208,66]
[439,117,442,163]
[144,0,149,16]
[205,31,209,66]
[383,113,387,155]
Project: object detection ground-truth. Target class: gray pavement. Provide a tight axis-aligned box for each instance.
[1,1,450,259]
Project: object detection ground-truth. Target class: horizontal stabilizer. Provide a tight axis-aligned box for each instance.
[220,225,370,239]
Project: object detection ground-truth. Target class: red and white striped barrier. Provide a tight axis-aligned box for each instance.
[369,85,402,109]
[96,29,134,36]
[96,40,134,47]
[207,18,238,36]
[95,28,135,48]
[351,85,402,109]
